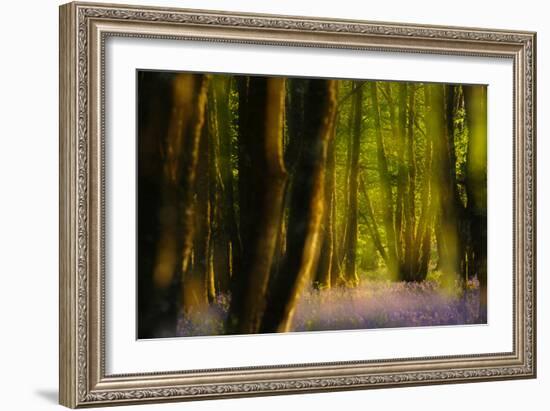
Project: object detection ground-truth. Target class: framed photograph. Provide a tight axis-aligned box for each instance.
[59,1,537,408]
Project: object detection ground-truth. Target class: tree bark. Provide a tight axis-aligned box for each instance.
[413,86,434,281]
[463,85,488,319]
[145,73,209,336]
[396,84,413,280]
[343,83,363,286]
[206,87,222,301]
[182,116,211,315]
[137,71,174,338]
[445,86,469,287]
[227,77,288,334]
[285,79,307,174]
[336,81,358,281]
[211,77,237,294]
[369,82,399,280]
[359,173,388,264]
[261,80,338,333]
[226,77,251,331]
[425,83,461,288]
[153,74,209,288]
[315,120,337,288]
[386,84,405,267]
[403,84,417,280]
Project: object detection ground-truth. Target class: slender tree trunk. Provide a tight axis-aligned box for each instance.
[454,87,472,284]
[315,120,337,288]
[337,82,356,280]
[261,80,338,333]
[359,173,388,264]
[182,120,211,315]
[417,215,433,281]
[227,77,252,331]
[385,84,405,267]
[404,84,417,280]
[211,77,237,294]
[395,84,411,280]
[343,83,363,286]
[206,88,222,300]
[445,85,468,287]
[329,118,340,288]
[369,82,399,280]
[414,88,434,281]
[329,176,340,288]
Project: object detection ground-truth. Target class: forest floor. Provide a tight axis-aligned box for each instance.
[176,278,485,337]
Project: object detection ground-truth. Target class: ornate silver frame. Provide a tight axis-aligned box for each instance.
[59,1,536,408]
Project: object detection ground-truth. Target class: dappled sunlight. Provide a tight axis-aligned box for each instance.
[137,71,487,339]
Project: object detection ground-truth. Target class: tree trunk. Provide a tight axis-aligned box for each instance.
[137,72,173,338]
[359,173,388,264]
[336,81,357,281]
[343,83,362,286]
[403,84,417,280]
[463,85,488,320]
[227,77,288,334]
[227,77,252,331]
[425,83,461,288]
[369,82,399,280]
[413,87,434,281]
[329,177,340,288]
[385,84,405,268]
[145,73,209,336]
[285,79,307,174]
[182,118,211,315]
[445,85,469,287]
[206,87,222,301]
[261,80,338,333]
[315,120,337,288]
[395,84,412,280]
[212,77,237,294]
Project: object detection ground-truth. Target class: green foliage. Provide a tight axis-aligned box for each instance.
[212,77,487,286]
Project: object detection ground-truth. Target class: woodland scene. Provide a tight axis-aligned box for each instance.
[137,71,487,339]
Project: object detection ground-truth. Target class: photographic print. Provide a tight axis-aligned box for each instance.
[60,4,536,406]
[137,71,487,339]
